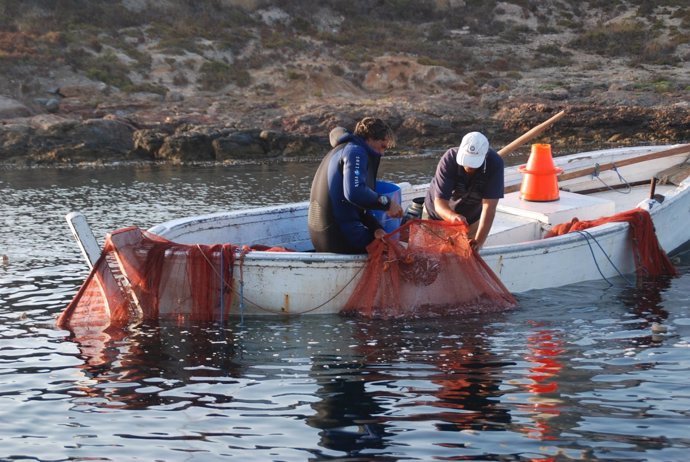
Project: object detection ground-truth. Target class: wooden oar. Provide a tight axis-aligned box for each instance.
[498,110,566,158]
[504,143,690,193]
[555,143,690,182]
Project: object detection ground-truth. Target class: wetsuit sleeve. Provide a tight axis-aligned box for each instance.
[362,211,384,232]
[341,146,379,208]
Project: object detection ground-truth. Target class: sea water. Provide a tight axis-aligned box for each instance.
[1,160,689,461]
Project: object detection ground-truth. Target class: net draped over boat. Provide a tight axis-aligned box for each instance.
[342,219,517,318]
[57,227,292,330]
[544,208,677,278]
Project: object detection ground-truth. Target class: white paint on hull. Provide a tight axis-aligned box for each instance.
[68,145,690,317]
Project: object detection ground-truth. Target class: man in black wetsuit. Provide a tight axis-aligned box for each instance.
[308,117,403,254]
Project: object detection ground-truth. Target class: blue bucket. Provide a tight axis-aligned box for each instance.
[371,180,402,233]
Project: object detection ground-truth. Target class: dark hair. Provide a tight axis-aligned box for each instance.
[354,117,396,147]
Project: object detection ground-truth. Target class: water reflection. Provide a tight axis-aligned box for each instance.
[519,324,564,442]
[57,271,686,458]
[304,315,517,457]
[66,322,245,411]
[306,355,390,454]
[64,313,525,449]
[621,276,672,324]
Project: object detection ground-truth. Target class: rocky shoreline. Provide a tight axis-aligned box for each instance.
[2,96,689,169]
[2,1,689,167]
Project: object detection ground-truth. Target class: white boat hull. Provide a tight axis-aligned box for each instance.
[72,145,690,317]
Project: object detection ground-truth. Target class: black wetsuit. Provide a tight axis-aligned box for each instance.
[308,134,385,254]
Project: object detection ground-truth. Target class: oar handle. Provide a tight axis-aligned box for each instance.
[498,110,566,158]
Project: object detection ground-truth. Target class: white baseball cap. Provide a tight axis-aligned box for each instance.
[456,132,489,168]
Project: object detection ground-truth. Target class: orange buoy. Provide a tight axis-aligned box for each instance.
[518,144,563,201]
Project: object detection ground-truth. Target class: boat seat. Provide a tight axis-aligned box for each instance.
[497,191,616,226]
[485,213,542,247]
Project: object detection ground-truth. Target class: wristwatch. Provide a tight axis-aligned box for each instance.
[377,195,391,210]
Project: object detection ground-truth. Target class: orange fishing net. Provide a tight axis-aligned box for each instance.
[58,227,292,331]
[342,219,517,318]
[544,208,677,278]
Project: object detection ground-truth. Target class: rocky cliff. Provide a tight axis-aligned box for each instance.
[1,0,689,166]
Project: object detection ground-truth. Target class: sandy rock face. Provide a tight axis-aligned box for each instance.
[0,96,32,119]
[0,1,688,165]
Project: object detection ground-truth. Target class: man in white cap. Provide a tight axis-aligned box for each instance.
[423,131,504,250]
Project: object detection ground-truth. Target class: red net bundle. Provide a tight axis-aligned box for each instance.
[544,208,677,278]
[58,227,246,330]
[342,219,517,319]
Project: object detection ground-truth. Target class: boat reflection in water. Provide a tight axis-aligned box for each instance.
[68,323,245,410]
[66,314,518,433]
[304,314,516,455]
[61,274,677,458]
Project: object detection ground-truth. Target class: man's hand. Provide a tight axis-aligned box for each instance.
[374,228,387,240]
[448,212,468,225]
[386,201,403,218]
[433,197,467,225]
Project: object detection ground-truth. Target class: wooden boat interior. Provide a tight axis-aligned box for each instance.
[147,145,689,254]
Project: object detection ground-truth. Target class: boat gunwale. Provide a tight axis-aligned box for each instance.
[146,144,690,263]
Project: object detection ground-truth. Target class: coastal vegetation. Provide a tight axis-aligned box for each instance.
[1,0,688,96]
[0,1,688,165]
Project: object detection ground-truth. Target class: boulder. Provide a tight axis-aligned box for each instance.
[213,130,267,160]
[0,96,32,119]
[0,123,32,162]
[32,118,136,163]
[133,128,168,159]
[157,131,215,161]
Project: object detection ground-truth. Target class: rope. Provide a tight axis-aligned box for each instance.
[233,262,366,316]
[194,245,367,317]
[591,163,632,194]
[219,249,224,323]
[574,230,633,286]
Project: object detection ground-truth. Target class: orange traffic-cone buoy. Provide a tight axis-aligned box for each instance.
[518,144,563,201]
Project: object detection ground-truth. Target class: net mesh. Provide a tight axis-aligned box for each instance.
[544,208,677,278]
[58,207,676,330]
[342,219,517,318]
[57,227,290,330]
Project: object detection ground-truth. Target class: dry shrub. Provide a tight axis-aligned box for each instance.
[0,32,38,58]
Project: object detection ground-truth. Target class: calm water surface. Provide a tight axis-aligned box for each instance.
[1,160,690,461]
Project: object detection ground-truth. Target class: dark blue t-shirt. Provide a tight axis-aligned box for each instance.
[424,147,504,224]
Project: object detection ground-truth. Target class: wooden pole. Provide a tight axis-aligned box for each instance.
[498,110,566,158]
[649,176,658,199]
[556,143,690,182]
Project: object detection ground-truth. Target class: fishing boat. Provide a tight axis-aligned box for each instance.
[60,142,690,325]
